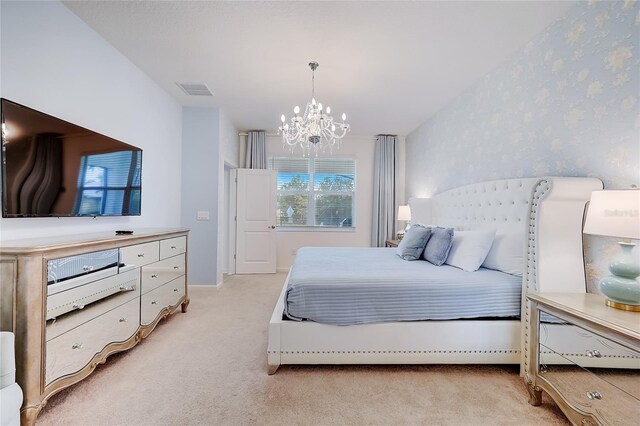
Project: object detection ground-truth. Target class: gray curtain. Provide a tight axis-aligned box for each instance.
[245,130,267,169]
[371,135,398,247]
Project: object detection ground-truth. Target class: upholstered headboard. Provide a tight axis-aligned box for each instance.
[408,176,603,294]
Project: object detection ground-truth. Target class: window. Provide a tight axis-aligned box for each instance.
[74,151,141,215]
[269,157,356,228]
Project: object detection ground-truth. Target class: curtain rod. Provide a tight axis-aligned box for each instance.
[238,132,278,137]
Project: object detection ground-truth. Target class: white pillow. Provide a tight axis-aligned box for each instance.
[445,229,496,272]
[482,229,525,276]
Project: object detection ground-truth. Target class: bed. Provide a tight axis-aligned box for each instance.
[267,177,603,374]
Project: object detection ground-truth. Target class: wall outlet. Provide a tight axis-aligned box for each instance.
[196,211,210,221]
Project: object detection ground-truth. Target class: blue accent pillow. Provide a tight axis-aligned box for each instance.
[422,227,455,266]
[396,225,432,261]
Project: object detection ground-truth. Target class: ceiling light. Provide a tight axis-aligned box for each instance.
[278,62,350,156]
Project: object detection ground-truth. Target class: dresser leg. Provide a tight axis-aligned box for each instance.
[21,405,40,426]
[181,297,190,313]
[527,383,543,406]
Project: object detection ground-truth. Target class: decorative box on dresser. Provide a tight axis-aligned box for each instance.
[0,228,189,425]
[526,292,640,425]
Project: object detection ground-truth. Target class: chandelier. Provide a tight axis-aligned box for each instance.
[278,62,350,156]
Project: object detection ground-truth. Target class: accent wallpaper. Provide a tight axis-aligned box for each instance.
[405,0,640,292]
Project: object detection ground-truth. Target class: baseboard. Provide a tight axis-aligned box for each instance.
[276,267,290,273]
[188,283,222,288]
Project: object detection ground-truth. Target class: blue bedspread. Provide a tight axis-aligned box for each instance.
[284,247,522,325]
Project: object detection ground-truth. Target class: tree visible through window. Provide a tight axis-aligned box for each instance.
[269,157,355,228]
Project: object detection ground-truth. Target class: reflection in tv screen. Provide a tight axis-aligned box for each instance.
[1,99,142,217]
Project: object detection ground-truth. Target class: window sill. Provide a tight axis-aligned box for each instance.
[277,226,356,233]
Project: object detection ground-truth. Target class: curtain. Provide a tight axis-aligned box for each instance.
[371,135,398,247]
[245,130,267,169]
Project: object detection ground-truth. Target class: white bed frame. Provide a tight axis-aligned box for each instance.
[267,177,603,374]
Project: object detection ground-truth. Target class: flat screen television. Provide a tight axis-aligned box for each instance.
[1,99,142,217]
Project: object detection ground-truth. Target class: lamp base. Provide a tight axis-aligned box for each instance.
[605,299,640,312]
[599,242,640,311]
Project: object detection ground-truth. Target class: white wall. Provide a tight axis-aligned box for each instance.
[268,135,405,271]
[0,1,183,241]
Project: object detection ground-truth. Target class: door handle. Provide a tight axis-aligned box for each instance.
[269,225,276,229]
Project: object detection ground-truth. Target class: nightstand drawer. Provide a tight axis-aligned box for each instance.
[539,312,640,368]
[540,365,640,424]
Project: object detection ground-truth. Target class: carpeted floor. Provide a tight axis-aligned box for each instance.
[37,273,568,425]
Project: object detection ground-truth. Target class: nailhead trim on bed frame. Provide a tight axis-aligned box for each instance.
[268,350,521,355]
[522,179,551,372]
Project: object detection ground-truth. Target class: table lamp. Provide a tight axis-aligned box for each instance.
[583,189,640,311]
[397,205,411,240]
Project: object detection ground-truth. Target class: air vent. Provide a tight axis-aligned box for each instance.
[176,82,214,96]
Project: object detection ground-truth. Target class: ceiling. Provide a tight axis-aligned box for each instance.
[63,1,575,137]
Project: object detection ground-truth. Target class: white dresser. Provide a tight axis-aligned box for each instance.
[0,228,189,425]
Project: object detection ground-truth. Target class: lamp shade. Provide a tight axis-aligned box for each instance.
[583,190,640,239]
[398,205,411,221]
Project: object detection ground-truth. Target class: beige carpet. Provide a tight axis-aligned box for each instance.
[37,273,568,425]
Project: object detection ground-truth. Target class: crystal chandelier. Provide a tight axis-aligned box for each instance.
[278,62,350,156]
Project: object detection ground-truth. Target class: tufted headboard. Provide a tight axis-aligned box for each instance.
[410,178,541,232]
[408,176,603,294]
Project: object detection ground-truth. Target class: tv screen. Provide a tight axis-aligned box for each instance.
[1,99,142,217]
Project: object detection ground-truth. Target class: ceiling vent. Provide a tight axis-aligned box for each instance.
[176,82,214,96]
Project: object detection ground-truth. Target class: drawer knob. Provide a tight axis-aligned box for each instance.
[137,253,145,258]
[173,266,179,270]
[119,317,127,323]
[119,285,135,291]
[586,391,602,400]
[173,288,179,292]
[73,303,85,310]
[82,265,94,271]
[171,246,177,249]
[72,343,83,349]
[151,274,158,278]
[586,350,602,358]
[151,300,157,305]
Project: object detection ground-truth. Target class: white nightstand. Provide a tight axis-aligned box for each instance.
[525,292,640,425]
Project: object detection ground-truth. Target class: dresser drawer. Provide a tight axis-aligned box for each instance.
[46,297,140,385]
[140,276,185,326]
[141,254,185,294]
[119,241,160,267]
[160,236,186,260]
[47,268,140,323]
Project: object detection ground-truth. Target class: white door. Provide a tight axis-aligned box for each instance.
[236,168,277,273]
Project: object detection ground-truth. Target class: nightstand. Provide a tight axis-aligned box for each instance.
[385,239,400,247]
[525,292,640,425]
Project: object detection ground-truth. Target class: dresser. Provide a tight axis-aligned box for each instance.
[0,228,189,425]
[525,293,640,425]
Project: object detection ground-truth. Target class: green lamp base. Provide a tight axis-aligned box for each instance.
[599,242,640,312]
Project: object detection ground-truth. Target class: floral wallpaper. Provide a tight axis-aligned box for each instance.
[405,0,640,292]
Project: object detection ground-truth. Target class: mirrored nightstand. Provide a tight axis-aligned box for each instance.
[385,239,400,248]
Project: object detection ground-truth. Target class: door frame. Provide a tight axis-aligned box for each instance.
[227,167,237,275]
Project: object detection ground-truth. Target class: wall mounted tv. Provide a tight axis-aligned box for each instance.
[1,99,142,218]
